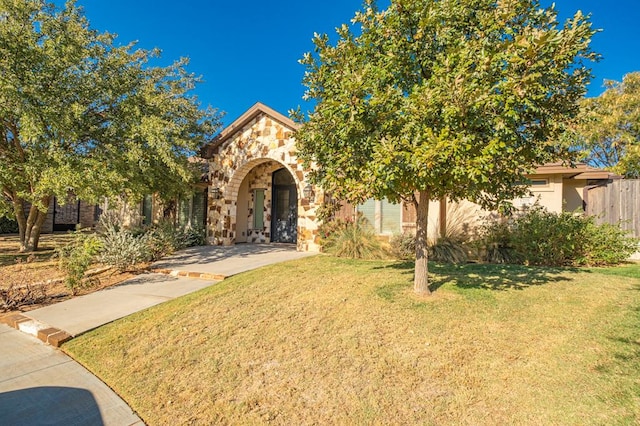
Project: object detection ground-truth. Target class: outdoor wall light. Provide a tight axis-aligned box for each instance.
[211,187,221,200]
[303,184,314,199]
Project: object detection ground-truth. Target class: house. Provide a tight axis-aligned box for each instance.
[202,102,620,251]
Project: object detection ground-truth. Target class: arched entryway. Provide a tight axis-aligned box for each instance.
[271,168,298,243]
[203,102,323,251]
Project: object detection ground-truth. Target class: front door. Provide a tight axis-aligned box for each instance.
[271,169,297,243]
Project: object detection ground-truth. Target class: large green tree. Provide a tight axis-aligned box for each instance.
[0,0,219,252]
[575,72,640,178]
[295,0,597,294]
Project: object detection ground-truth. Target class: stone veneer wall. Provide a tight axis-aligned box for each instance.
[208,113,322,252]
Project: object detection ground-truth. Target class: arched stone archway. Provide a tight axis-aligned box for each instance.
[205,103,321,251]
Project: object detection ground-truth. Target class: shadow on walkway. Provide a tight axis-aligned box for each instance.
[0,386,104,426]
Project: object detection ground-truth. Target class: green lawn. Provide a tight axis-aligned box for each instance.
[63,256,640,425]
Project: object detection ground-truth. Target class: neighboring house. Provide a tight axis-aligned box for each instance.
[202,102,622,252]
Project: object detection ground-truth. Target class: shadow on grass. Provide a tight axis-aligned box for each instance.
[377,261,575,292]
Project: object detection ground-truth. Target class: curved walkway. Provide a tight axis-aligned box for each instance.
[0,244,316,425]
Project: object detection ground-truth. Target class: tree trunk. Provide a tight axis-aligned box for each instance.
[414,190,431,295]
[15,197,50,252]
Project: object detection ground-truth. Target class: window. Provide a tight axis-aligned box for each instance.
[253,189,265,229]
[141,194,153,224]
[515,178,549,187]
[177,189,207,228]
[530,179,548,187]
[356,198,401,234]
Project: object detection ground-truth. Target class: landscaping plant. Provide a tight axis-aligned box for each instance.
[482,206,638,266]
[57,231,102,293]
[320,215,386,259]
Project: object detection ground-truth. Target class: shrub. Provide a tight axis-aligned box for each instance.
[57,232,102,293]
[510,207,587,266]
[98,227,149,272]
[481,206,638,267]
[95,210,125,233]
[181,225,206,247]
[0,216,19,234]
[143,222,182,261]
[142,222,206,261]
[429,237,468,264]
[581,221,638,266]
[480,219,521,264]
[389,232,416,260]
[321,215,386,259]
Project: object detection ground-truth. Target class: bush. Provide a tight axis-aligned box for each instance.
[143,222,206,261]
[57,232,102,293]
[143,222,182,261]
[98,227,149,272]
[581,221,638,266]
[429,237,468,264]
[181,225,206,247]
[389,232,416,260]
[0,216,19,234]
[481,206,638,267]
[480,220,521,264]
[320,216,386,259]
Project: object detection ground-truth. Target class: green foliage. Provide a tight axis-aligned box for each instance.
[510,208,587,266]
[0,216,19,234]
[142,222,205,261]
[57,231,102,293]
[480,220,521,264]
[294,0,597,291]
[481,206,638,267]
[0,0,220,251]
[98,227,148,272]
[575,72,640,178]
[95,212,206,268]
[180,225,206,248]
[321,216,386,260]
[390,233,469,264]
[581,221,639,266]
[294,0,597,207]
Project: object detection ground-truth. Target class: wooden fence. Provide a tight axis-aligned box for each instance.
[586,179,640,238]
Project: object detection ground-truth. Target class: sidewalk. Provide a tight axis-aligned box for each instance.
[0,324,143,425]
[0,244,316,425]
[6,244,315,342]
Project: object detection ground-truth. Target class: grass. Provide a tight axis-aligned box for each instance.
[63,256,640,425]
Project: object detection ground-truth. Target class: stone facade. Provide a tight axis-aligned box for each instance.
[205,103,321,252]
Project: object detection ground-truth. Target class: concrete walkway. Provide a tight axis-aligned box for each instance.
[0,244,316,425]
[0,324,142,425]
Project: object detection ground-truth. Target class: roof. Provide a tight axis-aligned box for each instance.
[201,102,299,159]
[531,162,621,180]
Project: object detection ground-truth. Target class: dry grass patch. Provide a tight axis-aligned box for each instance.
[63,257,640,425]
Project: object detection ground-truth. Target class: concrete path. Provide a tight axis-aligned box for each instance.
[152,243,316,277]
[24,274,214,337]
[16,243,314,339]
[0,324,142,425]
[1,244,316,425]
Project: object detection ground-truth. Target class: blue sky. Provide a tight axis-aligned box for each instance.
[63,1,640,126]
